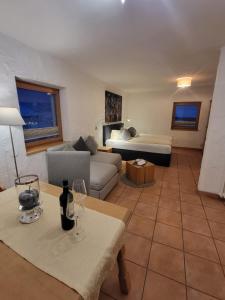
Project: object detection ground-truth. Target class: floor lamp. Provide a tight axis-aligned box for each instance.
[0,107,25,178]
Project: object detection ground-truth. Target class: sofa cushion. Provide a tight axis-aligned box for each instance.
[90,162,117,191]
[63,143,75,151]
[91,152,122,170]
[85,136,98,155]
[73,137,90,152]
[47,143,68,152]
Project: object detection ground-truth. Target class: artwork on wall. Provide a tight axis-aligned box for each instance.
[105,91,122,123]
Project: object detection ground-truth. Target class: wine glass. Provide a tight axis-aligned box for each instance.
[73,178,87,211]
[71,179,87,241]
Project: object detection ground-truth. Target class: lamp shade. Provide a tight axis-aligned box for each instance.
[0,107,25,126]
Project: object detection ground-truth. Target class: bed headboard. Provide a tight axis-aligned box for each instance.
[103,122,124,146]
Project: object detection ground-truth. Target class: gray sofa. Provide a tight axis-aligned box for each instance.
[46,143,122,200]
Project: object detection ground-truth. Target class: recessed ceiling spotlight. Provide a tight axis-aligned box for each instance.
[121,0,126,4]
[177,77,192,88]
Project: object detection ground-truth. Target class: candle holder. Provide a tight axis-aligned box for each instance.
[15,175,43,224]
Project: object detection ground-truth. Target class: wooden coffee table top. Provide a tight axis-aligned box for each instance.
[126,160,154,168]
[126,160,155,186]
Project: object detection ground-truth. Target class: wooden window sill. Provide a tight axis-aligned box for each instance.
[26,141,64,156]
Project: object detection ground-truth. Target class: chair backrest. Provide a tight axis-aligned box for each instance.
[46,150,90,193]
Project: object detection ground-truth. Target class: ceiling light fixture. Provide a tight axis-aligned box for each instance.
[177,77,192,88]
[121,0,126,4]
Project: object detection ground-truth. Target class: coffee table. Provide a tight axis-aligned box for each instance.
[0,182,131,300]
[126,160,155,185]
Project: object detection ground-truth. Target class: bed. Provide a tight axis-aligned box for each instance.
[103,123,172,167]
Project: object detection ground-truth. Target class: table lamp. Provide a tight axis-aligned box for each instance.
[0,107,25,178]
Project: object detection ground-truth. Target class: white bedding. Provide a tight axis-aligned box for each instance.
[106,133,172,155]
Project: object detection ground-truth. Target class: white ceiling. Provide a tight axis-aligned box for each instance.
[0,0,225,92]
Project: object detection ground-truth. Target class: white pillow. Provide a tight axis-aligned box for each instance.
[121,128,131,141]
[110,130,122,140]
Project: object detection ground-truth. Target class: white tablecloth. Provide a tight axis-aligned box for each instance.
[0,188,125,300]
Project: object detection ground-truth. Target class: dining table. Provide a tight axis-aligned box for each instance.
[0,181,131,300]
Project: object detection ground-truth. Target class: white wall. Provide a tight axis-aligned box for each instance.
[124,86,214,149]
[0,33,123,188]
[198,47,225,196]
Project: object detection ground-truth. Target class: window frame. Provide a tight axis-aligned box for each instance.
[16,80,63,150]
[171,101,201,131]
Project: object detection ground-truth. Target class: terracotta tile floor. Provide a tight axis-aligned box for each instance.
[100,149,225,300]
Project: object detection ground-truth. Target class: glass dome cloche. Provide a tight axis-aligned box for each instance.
[15,175,43,224]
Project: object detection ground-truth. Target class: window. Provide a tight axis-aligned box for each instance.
[16,80,63,150]
[171,102,201,131]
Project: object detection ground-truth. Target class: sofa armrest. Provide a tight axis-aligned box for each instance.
[46,151,90,193]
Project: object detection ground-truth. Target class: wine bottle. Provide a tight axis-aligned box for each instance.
[59,180,75,230]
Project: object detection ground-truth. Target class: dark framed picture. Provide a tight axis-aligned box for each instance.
[171,102,201,131]
[105,91,122,123]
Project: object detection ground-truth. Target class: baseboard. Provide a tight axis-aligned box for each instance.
[199,190,221,200]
